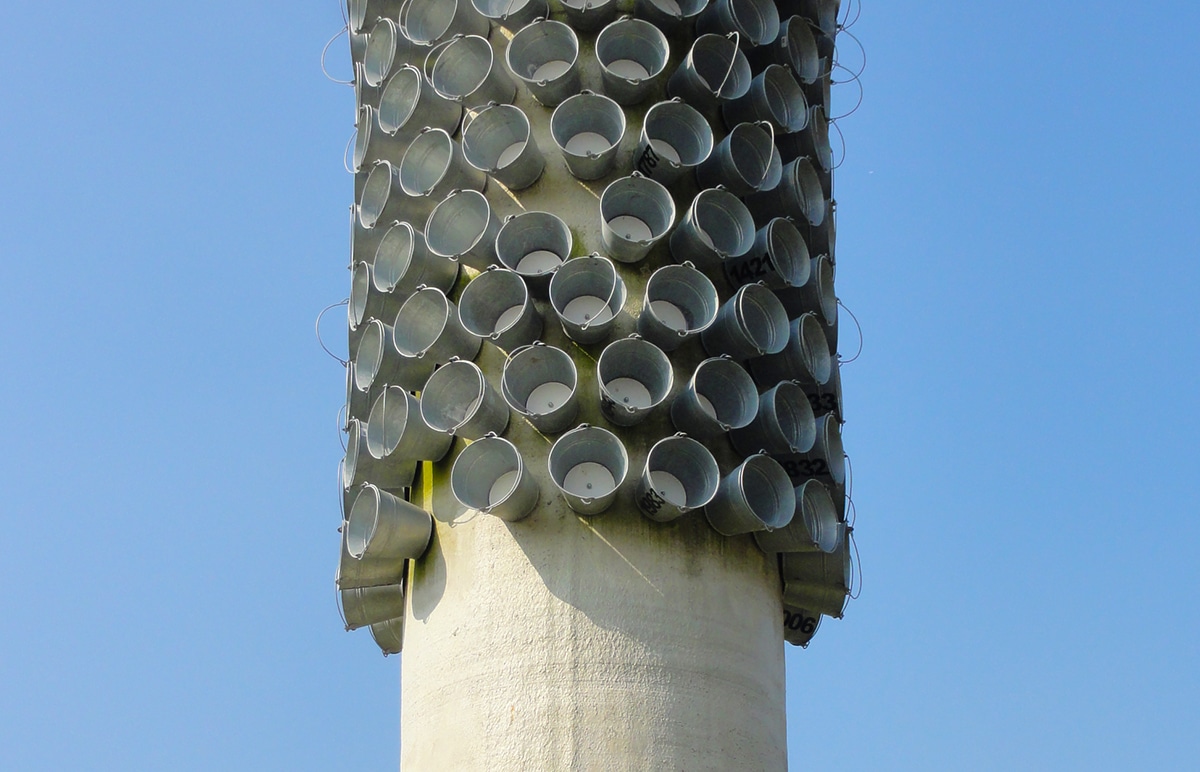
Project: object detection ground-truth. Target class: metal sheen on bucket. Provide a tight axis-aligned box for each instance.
[365,385,454,463]
[596,336,674,427]
[729,380,816,456]
[701,283,791,360]
[670,356,759,439]
[634,99,714,185]
[636,434,720,523]
[505,19,581,107]
[550,91,626,180]
[372,221,460,298]
[461,103,545,191]
[347,483,434,561]
[548,254,627,344]
[705,454,796,536]
[547,424,628,515]
[600,174,676,263]
[457,267,543,351]
[420,358,510,439]
[637,263,719,351]
[495,211,572,298]
[450,434,539,521]
[754,479,844,554]
[501,342,580,435]
[723,217,812,290]
[594,17,670,106]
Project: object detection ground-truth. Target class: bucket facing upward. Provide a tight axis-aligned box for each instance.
[637,263,719,351]
[495,211,572,298]
[600,175,676,263]
[457,267,543,352]
[594,17,670,106]
[549,254,627,344]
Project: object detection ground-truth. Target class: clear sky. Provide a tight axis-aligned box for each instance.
[2,1,1198,769]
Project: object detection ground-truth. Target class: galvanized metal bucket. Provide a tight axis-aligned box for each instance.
[550,91,626,181]
[777,104,832,172]
[420,358,510,439]
[748,312,832,388]
[353,105,407,173]
[457,267,543,351]
[749,14,822,84]
[372,221,460,297]
[501,342,580,434]
[369,615,405,655]
[548,254,626,344]
[599,174,676,263]
[700,283,790,359]
[340,583,406,631]
[596,336,674,427]
[358,160,408,230]
[547,424,628,515]
[365,385,454,463]
[696,121,776,197]
[774,412,845,485]
[696,0,781,48]
[669,187,757,275]
[424,189,500,270]
[398,128,486,223]
[745,156,827,227]
[353,317,429,394]
[594,17,670,106]
[363,18,402,88]
[351,204,386,266]
[378,64,464,144]
[401,0,490,47]
[336,519,406,590]
[667,32,753,108]
[776,253,837,325]
[637,263,719,351]
[346,483,434,561]
[558,0,619,31]
[461,103,545,191]
[705,454,796,535]
[634,99,713,185]
[723,217,811,290]
[350,261,401,333]
[391,286,482,389]
[670,356,759,439]
[428,34,518,108]
[344,416,419,489]
[635,434,720,523]
[505,19,581,107]
[450,434,540,521]
[781,542,851,618]
[721,64,809,133]
[471,0,549,30]
[729,380,815,456]
[494,211,572,297]
[754,479,843,554]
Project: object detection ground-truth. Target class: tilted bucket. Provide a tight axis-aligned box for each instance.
[667,33,753,109]
[792,0,842,39]
[363,18,403,88]
[461,103,545,191]
[398,128,486,223]
[550,91,625,181]
[548,254,627,344]
[635,99,713,185]
[547,424,628,515]
[505,19,581,107]
[340,583,406,631]
[594,17,669,106]
[353,318,429,394]
[670,356,759,439]
[745,156,827,228]
[701,283,790,359]
[495,211,572,298]
[428,34,517,108]
[471,0,549,30]
[401,0,490,47]
[350,260,402,332]
[721,64,809,133]
[450,434,540,521]
[754,479,843,554]
[723,217,811,290]
[637,263,719,351]
[336,518,405,590]
[369,616,405,655]
[729,380,815,456]
[378,64,464,145]
[669,187,757,275]
[391,287,482,390]
[358,160,409,230]
[705,454,796,536]
[351,204,386,266]
[346,483,434,561]
[420,359,510,439]
[365,385,454,463]
[458,267,543,351]
[801,359,843,421]
[559,0,619,32]
[596,336,674,427]
[774,412,845,485]
[424,189,500,271]
[372,221,460,297]
[696,121,775,197]
[344,416,418,490]
[636,434,721,523]
[346,360,371,422]
[501,342,580,435]
[600,174,676,263]
[777,104,832,171]
[781,543,851,618]
[749,312,833,388]
[697,0,781,48]
[353,104,407,173]
[749,14,822,84]
[776,253,837,325]
[634,0,710,33]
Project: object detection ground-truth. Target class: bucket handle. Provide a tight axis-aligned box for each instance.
[714,31,741,97]
[734,283,771,357]
[443,358,488,434]
[578,253,620,332]
[322,25,355,86]
[422,35,462,94]
[316,298,351,366]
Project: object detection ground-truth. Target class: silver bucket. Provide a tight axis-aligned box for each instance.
[669,187,757,275]
[745,156,827,228]
[636,434,720,523]
[777,104,832,172]
[749,14,822,84]
[401,0,490,47]
[494,211,572,298]
[637,263,719,351]
[424,189,500,271]
[634,99,713,185]
[353,317,429,395]
[633,0,709,33]
[420,358,510,439]
[347,483,434,561]
[729,380,815,456]
[547,424,628,515]
[350,204,386,266]
[365,385,454,462]
[461,103,545,191]
[504,19,581,107]
[344,416,418,490]
[370,615,405,655]
[776,253,837,325]
[548,254,626,344]
[559,0,619,32]
[721,64,809,133]
[550,91,625,181]
[349,260,401,333]
[501,342,580,435]
[378,64,464,144]
[363,18,403,88]
[336,518,405,590]
[594,17,670,106]
[700,283,790,359]
[450,434,540,521]
[339,583,406,631]
[457,267,543,351]
[781,544,851,618]
[428,34,518,108]
[774,412,845,485]
[353,104,407,173]
[705,454,796,536]
[596,336,674,427]
[754,479,843,554]
[372,220,460,297]
[723,217,811,290]
[667,33,753,109]
[696,121,775,197]
[670,356,759,439]
[599,174,676,263]
[470,0,549,30]
[358,160,408,230]
[391,287,482,390]
[398,128,487,223]
[783,581,847,619]
[696,0,781,48]
[748,312,832,388]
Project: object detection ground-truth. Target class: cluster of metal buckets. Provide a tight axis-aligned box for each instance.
[332,0,857,653]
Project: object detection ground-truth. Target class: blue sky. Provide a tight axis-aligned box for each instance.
[2,1,1198,769]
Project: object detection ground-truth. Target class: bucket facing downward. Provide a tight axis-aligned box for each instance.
[547,424,629,515]
[450,434,539,521]
[636,435,721,523]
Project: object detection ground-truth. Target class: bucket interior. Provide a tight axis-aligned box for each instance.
[400,129,453,196]
[497,212,571,276]
[596,20,668,81]
[353,320,386,389]
[394,290,449,355]
[552,95,625,156]
[645,102,712,166]
[798,313,833,383]
[373,223,415,291]
[346,486,381,557]
[363,19,397,87]
[465,106,529,170]
[695,359,757,427]
[460,270,528,337]
[728,125,773,189]
[427,192,490,257]
[647,266,717,333]
[503,346,576,415]
[801,481,842,553]
[366,387,411,458]
[772,382,816,451]
[358,162,395,228]
[508,21,578,81]
[761,65,808,132]
[602,179,674,238]
[431,36,493,99]
[452,438,522,510]
[378,67,420,134]
[599,340,672,407]
[694,190,755,256]
[549,428,627,497]
[741,457,793,529]
[647,437,718,506]
[767,218,810,286]
[422,361,484,431]
[737,286,789,354]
